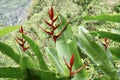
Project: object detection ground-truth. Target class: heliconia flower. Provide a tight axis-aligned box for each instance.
[19,26,24,33]
[44,19,53,28]
[70,54,74,68]
[54,23,61,30]
[48,6,54,20]
[37,6,71,42]
[53,15,58,22]
[63,54,88,78]
[15,27,29,52]
[102,38,110,49]
[37,23,52,35]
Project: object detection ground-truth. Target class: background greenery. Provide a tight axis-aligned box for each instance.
[0,0,120,80]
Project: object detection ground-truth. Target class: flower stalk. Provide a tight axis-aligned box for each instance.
[15,26,29,52]
[37,6,70,42]
[63,54,88,78]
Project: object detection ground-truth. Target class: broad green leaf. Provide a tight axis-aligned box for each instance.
[38,69,68,80]
[20,54,37,71]
[105,48,115,66]
[109,47,120,58]
[84,14,120,22]
[0,26,20,37]
[20,54,67,80]
[90,31,120,43]
[0,42,20,64]
[20,54,38,80]
[23,35,48,70]
[0,67,21,78]
[45,47,65,75]
[24,67,68,80]
[56,14,88,80]
[99,43,115,66]
[76,27,117,80]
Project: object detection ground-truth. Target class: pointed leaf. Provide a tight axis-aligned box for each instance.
[45,47,66,75]
[20,54,38,80]
[84,14,120,22]
[76,27,117,80]
[56,14,88,80]
[0,41,20,64]
[90,31,120,43]
[23,35,48,70]
[0,26,20,37]
[105,48,115,66]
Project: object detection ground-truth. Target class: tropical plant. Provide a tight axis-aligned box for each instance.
[0,7,88,80]
[0,5,120,80]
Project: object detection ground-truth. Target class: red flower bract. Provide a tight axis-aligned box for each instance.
[37,6,71,42]
[70,54,74,68]
[15,26,29,52]
[48,6,54,20]
[63,54,88,78]
[19,26,24,33]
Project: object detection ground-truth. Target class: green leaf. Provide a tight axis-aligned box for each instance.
[0,67,21,78]
[38,69,68,80]
[76,27,117,80]
[20,54,38,80]
[0,41,20,64]
[0,26,20,37]
[90,31,120,43]
[105,49,115,66]
[56,14,88,80]
[98,42,115,66]
[45,47,65,75]
[23,35,48,70]
[109,47,120,58]
[20,54,68,80]
[84,14,120,22]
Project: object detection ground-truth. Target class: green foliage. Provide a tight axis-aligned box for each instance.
[56,15,88,80]
[0,41,21,64]
[0,22,120,79]
[105,49,115,66]
[1,2,120,79]
[76,27,117,80]
[109,47,120,59]
[23,35,49,70]
[20,53,37,80]
[84,14,120,22]
[90,30,120,43]
[45,47,65,75]
[37,69,68,80]
[0,26,20,37]
[0,67,21,78]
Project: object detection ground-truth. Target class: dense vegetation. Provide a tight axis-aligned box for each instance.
[0,0,120,80]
